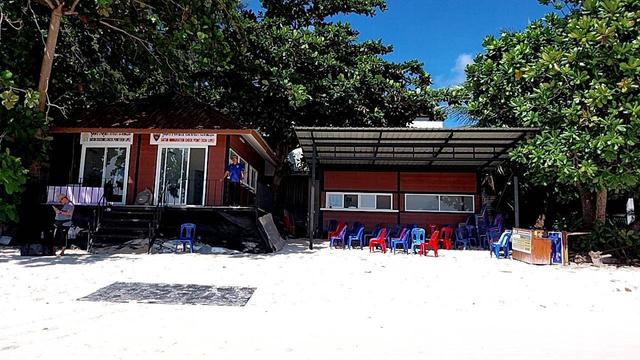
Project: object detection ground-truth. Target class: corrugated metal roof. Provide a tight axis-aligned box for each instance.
[294,127,537,169]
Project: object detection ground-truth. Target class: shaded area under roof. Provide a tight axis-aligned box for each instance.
[58,93,241,130]
[294,127,538,170]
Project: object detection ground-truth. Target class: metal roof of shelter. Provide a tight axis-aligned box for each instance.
[294,127,538,170]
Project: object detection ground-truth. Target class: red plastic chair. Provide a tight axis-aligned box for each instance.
[440,226,453,250]
[427,224,440,237]
[420,230,440,256]
[369,228,388,253]
[327,222,346,240]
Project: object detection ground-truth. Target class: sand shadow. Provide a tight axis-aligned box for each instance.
[0,253,140,268]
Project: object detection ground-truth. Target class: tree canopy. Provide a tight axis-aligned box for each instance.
[1,0,441,143]
[0,0,442,224]
[463,0,640,227]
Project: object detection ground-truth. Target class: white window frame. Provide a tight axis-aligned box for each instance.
[404,193,475,213]
[321,192,396,212]
[229,149,258,191]
[78,144,131,205]
[154,145,209,206]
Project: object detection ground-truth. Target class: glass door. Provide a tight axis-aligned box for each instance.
[157,147,206,205]
[81,147,128,203]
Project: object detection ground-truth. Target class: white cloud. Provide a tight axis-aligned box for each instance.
[449,53,474,86]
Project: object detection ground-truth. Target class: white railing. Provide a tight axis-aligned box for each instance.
[46,185,105,205]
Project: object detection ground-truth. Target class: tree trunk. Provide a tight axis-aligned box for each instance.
[595,189,608,223]
[37,5,63,112]
[577,184,595,229]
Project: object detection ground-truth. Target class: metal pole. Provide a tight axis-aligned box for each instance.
[308,151,316,250]
[513,175,520,228]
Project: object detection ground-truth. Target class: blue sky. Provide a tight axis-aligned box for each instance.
[243,0,555,125]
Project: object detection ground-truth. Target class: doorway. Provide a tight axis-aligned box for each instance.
[79,146,129,204]
[156,147,207,205]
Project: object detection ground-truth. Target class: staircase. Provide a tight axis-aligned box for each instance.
[92,206,155,247]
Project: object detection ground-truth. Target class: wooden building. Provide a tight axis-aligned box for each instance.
[39,94,281,252]
[47,94,277,207]
[294,127,536,245]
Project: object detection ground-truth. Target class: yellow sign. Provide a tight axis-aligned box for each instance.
[512,229,532,254]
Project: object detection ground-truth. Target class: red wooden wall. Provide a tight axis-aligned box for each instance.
[127,134,158,204]
[324,171,397,192]
[125,133,229,205]
[400,172,476,193]
[206,135,227,205]
[321,211,397,233]
[320,170,479,231]
[229,135,265,174]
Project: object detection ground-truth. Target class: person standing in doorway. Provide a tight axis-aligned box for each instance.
[51,193,74,256]
[224,154,245,205]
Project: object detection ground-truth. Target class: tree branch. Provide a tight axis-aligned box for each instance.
[69,0,81,13]
[0,9,25,41]
[39,0,56,10]
[27,0,47,47]
[98,20,177,76]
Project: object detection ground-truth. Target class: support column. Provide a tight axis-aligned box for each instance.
[514,175,520,228]
[308,147,317,250]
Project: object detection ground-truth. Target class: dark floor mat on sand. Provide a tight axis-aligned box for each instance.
[79,282,255,306]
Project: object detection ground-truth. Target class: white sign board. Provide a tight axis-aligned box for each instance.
[80,132,133,145]
[511,228,532,254]
[150,133,217,146]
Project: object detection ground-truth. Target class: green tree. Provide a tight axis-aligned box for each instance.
[212,1,443,165]
[2,0,442,222]
[464,0,640,228]
[0,69,46,224]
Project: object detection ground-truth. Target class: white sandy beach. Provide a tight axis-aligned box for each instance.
[1,240,639,360]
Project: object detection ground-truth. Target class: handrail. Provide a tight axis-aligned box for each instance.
[148,186,166,253]
[87,193,107,253]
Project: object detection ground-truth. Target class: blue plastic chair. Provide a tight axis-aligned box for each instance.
[490,231,512,258]
[465,225,478,248]
[364,224,381,246]
[454,227,472,250]
[410,228,426,254]
[176,223,196,253]
[487,214,504,242]
[386,224,403,247]
[347,225,365,249]
[329,225,348,248]
[391,228,411,254]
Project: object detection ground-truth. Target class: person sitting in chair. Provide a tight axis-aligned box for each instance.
[51,193,74,256]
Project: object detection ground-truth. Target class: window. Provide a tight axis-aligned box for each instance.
[229,149,259,191]
[406,194,439,211]
[376,195,392,210]
[405,194,475,213]
[344,194,358,208]
[327,193,343,208]
[324,192,393,211]
[440,195,474,212]
[80,146,128,204]
[360,194,376,209]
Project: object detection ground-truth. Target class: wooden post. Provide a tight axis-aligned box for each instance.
[37,5,64,112]
[308,149,316,250]
[513,175,520,228]
[561,231,569,266]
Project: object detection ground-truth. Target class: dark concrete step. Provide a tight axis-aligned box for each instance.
[94,233,147,242]
[97,226,148,234]
[104,211,155,218]
[101,217,153,224]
